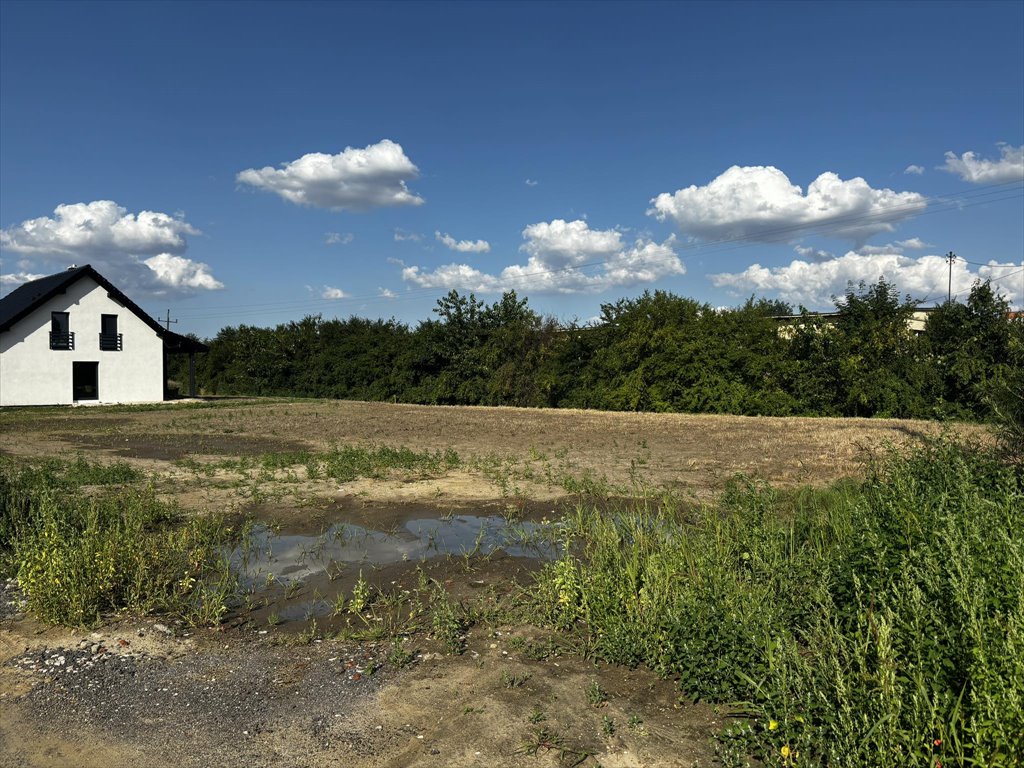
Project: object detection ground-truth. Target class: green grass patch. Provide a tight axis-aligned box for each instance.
[178,444,460,484]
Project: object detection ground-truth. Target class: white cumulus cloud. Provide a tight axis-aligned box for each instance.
[0,200,222,295]
[435,231,491,253]
[143,254,224,291]
[940,144,1024,184]
[394,229,423,242]
[236,139,424,211]
[711,250,1021,308]
[857,244,903,256]
[904,165,925,175]
[403,218,684,294]
[1,200,197,256]
[320,286,347,299]
[794,245,834,261]
[378,288,397,298]
[325,232,354,245]
[854,239,933,256]
[649,165,927,245]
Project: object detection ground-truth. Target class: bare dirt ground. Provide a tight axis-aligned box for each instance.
[0,399,985,767]
[0,398,979,496]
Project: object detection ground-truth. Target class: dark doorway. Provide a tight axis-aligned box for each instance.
[72,362,99,401]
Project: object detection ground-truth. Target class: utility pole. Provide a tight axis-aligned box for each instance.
[164,309,178,331]
[946,251,957,304]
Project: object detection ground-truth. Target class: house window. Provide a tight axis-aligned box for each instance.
[99,314,122,351]
[50,312,74,350]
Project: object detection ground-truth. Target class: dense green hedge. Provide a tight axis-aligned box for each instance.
[173,279,1021,421]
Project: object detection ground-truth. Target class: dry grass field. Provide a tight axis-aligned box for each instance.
[0,398,982,495]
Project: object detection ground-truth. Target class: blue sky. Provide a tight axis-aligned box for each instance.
[1,0,1022,338]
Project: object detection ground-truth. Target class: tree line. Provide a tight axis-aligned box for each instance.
[172,279,1022,421]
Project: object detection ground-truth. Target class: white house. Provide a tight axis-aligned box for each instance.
[0,265,207,406]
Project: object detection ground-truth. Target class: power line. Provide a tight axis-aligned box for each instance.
[987,267,1024,283]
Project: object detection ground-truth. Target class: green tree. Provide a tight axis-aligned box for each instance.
[922,280,1012,418]
[989,316,1024,459]
[830,279,930,417]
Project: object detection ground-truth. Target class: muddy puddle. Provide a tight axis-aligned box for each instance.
[228,505,559,631]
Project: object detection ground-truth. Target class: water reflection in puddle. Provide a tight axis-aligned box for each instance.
[231,514,556,589]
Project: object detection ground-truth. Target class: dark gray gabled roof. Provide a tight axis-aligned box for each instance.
[0,265,208,352]
[1,266,95,331]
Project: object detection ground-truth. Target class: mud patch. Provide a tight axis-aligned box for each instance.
[61,432,310,461]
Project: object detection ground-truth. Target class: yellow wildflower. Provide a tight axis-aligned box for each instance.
[769,720,779,731]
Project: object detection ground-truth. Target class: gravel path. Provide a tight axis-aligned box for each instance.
[2,614,403,768]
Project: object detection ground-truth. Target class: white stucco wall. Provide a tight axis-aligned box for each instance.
[0,276,165,406]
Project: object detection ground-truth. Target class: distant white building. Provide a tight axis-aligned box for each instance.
[0,265,206,406]
[772,307,940,339]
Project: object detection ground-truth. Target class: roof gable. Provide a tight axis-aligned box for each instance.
[0,264,165,336]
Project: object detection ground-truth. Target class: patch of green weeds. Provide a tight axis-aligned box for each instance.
[0,456,141,497]
[320,445,460,483]
[177,444,461,506]
[386,638,416,669]
[430,587,468,654]
[501,670,531,689]
[296,618,320,644]
[346,570,371,614]
[0,457,237,627]
[529,438,1024,768]
[601,715,615,737]
[507,635,562,661]
[585,680,608,708]
[515,728,593,767]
